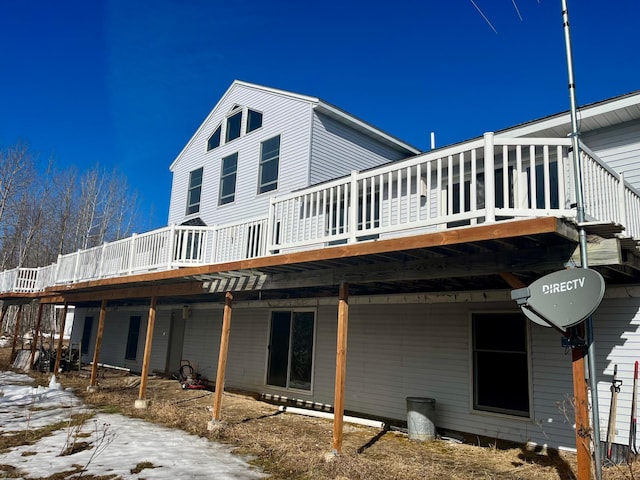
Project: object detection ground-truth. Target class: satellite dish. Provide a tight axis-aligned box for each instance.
[511,268,605,332]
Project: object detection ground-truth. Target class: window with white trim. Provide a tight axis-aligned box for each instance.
[225,110,242,142]
[258,135,280,194]
[247,109,262,133]
[207,107,263,152]
[219,153,238,205]
[472,312,530,417]
[186,167,204,215]
[266,310,315,391]
[207,125,221,151]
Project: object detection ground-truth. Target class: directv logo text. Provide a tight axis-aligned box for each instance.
[542,277,586,295]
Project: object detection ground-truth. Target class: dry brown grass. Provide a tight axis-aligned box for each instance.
[2,348,639,480]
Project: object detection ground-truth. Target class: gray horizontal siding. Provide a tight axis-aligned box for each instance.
[70,291,640,451]
[591,297,640,445]
[309,112,411,185]
[583,119,640,191]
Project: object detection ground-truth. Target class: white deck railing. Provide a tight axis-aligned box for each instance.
[1,133,639,294]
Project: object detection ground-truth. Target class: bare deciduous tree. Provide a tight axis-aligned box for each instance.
[0,143,140,270]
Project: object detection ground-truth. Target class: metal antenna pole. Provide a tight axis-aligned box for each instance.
[561,1,603,478]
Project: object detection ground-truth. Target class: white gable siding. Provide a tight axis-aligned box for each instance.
[309,112,411,185]
[168,85,313,227]
[582,119,640,191]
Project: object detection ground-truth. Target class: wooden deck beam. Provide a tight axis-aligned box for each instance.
[42,218,574,294]
[40,281,207,304]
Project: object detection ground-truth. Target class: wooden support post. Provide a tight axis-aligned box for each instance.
[332,282,349,454]
[137,296,157,407]
[0,304,8,333]
[211,292,233,422]
[572,326,592,480]
[30,303,45,370]
[10,305,23,363]
[53,303,69,374]
[89,300,107,389]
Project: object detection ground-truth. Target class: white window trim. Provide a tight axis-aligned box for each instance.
[218,152,238,206]
[257,134,281,195]
[206,106,264,152]
[186,167,204,216]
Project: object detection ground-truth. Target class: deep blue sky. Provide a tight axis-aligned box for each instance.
[1,1,638,230]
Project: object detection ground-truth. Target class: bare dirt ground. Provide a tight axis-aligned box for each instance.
[2,348,639,480]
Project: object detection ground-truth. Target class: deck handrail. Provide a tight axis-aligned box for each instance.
[1,133,638,294]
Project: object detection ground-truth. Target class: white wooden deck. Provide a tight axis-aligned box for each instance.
[2,133,639,294]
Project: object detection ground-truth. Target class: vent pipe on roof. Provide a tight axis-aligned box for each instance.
[430,131,436,150]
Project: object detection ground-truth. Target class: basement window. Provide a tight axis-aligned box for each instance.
[472,312,530,417]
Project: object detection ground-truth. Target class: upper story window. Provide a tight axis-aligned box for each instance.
[247,109,263,133]
[225,110,242,142]
[186,167,204,215]
[219,153,238,206]
[207,125,221,151]
[207,107,263,152]
[258,135,280,194]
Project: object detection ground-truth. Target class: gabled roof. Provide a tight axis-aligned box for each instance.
[169,80,420,172]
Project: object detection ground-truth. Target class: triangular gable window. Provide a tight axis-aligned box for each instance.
[207,124,221,151]
[206,105,263,152]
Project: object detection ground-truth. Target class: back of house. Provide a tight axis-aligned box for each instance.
[69,85,640,454]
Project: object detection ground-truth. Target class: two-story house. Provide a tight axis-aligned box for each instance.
[2,81,640,456]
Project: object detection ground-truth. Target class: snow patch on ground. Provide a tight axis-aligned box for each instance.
[0,371,265,479]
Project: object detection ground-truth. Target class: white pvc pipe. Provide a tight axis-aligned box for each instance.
[278,405,385,429]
